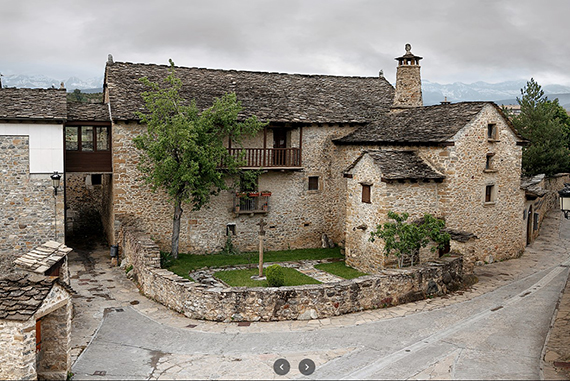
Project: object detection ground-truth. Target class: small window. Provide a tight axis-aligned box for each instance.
[226,224,236,236]
[308,176,319,191]
[485,184,495,203]
[487,123,497,141]
[362,184,371,203]
[91,174,102,185]
[485,153,495,170]
[533,213,539,231]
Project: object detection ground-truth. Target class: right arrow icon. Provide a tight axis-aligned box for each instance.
[299,359,316,376]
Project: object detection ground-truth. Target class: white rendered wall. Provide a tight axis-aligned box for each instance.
[0,123,64,174]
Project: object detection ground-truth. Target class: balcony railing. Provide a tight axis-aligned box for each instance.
[227,148,301,168]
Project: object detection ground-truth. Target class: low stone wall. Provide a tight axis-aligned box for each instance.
[119,221,464,322]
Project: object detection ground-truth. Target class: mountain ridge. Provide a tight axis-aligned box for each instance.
[2,74,569,110]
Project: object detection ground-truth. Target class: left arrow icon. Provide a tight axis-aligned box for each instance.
[273,359,290,375]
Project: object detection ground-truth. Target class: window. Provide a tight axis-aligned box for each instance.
[487,123,497,141]
[65,126,110,152]
[362,183,371,203]
[226,224,236,236]
[485,184,495,203]
[91,174,102,185]
[485,153,495,171]
[308,176,319,191]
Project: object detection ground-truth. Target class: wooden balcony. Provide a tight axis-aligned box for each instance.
[227,147,302,169]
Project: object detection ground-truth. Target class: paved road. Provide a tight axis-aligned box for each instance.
[69,212,570,380]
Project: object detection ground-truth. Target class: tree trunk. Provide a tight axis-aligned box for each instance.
[171,196,183,259]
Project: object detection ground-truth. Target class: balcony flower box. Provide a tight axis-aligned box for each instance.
[260,191,272,197]
[248,192,260,197]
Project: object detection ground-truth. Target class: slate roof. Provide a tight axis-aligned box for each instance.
[335,102,517,145]
[0,88,67,121]
[521,174,549,198]
[14,241,72,275]
[348,150,445,181]
[0,273,59,321]
[67,102,110,122]
[104,62,395,123]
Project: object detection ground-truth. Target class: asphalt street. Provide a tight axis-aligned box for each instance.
[70,212,570,380]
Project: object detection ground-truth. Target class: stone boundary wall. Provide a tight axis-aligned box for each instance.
[118,219,464,322]
[528,174,570,242]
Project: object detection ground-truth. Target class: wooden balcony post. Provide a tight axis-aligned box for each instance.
[263,127,267,167]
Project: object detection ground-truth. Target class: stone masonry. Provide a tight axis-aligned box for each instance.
[118,218,464,322]
[0,136,64,272]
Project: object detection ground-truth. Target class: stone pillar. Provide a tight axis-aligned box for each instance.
[392,43,423,109]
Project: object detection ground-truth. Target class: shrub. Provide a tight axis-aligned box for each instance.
[220,235,240,256]
[160,251,174,268]
[266,264,285,287]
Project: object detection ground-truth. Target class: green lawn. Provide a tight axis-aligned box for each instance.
[314,261,368,279]
[214,267,322,287]
[167,247,343,279]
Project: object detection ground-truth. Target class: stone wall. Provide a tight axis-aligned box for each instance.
[434,104,526,263]
[525,174,570,243]
[0,136,65,272]
[0,282,71,381]
[119,220,464,322]
[35,283,72,380]
[110,122,358,254]
[344,153,442,273]
[0,318,36,380]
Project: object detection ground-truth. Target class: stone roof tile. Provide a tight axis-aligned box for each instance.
[14,241,72,274]
[105,62,395,123]
[0,88,67,121]
[335,102,508,145]
[0,273,58,321]
[366,150,445,181]
[67,102,110,122]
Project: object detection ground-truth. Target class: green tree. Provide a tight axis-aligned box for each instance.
[134,60,265,258]
[512,78,570,176]
[370,212,450,268]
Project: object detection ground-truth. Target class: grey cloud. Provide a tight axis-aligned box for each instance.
[1,0,569,86]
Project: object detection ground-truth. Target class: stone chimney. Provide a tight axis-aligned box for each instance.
[392,44,423,110]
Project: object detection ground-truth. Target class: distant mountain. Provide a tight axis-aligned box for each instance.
[422,80,570,111]
[494,93,570,111]
[1,74,103,91]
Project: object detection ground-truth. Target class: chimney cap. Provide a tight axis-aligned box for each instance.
[395,43,423,61]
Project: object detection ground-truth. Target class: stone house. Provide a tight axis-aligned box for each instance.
[0,241,73,380]
[0,88,66,270]
[336,101,527,272]
[0,45,540,275]
[91,45,527,273]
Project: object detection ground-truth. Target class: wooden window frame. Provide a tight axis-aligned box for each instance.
[487,123,498,141]
[361,183,372,203]
[65,125,110,152]
[485,153,497,172]
[308,176,319,191]
[485,184,496,204]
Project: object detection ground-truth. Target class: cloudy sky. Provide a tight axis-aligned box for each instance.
[1,0,569,86]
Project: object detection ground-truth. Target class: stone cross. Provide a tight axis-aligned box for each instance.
[257,218,267,277]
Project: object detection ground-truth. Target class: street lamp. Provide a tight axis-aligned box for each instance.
[50,171,61,241]
[50,171,61,195]
[559,183,570,219]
